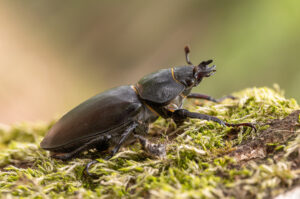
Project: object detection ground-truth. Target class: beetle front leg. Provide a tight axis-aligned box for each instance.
[172,109,256,131]
[187,93,237,103]
[172,109,226,126]
[108,122,139,158]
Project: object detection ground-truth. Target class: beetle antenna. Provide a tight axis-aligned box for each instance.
[184,46,193,65]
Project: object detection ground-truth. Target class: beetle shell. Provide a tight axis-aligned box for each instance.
[40,86,143,152]
[136,68,185,104]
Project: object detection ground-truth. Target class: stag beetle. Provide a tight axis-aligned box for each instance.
[40,46,256,175]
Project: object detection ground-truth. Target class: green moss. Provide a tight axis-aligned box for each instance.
[0,86,299,198]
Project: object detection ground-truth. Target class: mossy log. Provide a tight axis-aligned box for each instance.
[0,86,300,199]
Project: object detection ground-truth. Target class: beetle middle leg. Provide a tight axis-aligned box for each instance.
[187,93,237,103]
[85,122,138,176]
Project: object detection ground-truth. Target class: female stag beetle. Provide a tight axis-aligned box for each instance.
[40,46,256,175]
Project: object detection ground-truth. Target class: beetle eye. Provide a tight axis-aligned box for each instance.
[193,67,197,75]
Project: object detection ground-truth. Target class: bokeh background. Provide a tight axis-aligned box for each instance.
[0,0,299,124]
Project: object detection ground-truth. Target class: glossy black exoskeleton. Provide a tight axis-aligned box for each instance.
[40,46,256,175]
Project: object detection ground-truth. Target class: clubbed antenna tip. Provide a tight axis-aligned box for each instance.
[184,45,193,65]
[184,46,190,54]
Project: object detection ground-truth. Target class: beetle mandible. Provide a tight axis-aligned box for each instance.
[40,46,256,175]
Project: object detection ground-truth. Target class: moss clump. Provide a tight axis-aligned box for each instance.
[0,85,299,198]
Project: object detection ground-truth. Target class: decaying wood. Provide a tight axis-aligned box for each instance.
[229,110,300,163]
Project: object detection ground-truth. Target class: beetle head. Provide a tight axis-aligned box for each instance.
[173,46,216,88]
[194,59,216,79]
[184,46,216,84]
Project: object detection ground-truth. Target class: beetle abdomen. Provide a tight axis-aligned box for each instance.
[40,86,142,151]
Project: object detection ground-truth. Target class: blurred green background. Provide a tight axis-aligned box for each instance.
[0,0,299,124]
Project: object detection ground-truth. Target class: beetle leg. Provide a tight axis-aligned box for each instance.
[172,109,226,126]
[171,109,256,131]
[187,93,237,103]
[51,135,109,161]
[85,122,138,176]
[84,160,99,177]
[109,122,139,157]
[51,152,74,160]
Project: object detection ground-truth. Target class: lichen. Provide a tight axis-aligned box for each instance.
[0,85,299,199]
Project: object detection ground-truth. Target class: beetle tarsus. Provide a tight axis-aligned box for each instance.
[84,155,114,177]
[85,160,99,177]
[104,154,113,160]
[225,122,257,132]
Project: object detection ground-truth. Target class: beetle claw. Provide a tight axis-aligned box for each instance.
[219,120,226,127]
[212,118,226,126]
[84,155,114,177]
[225,122,257,132]
[104,154,113,160]
[227,95,238,100]
[84,160,99,177]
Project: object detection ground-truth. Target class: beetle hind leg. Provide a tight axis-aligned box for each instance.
[51,136,109,161]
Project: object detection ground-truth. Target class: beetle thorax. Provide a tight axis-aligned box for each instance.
[165,94,186,112]
[173,66,199,88]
